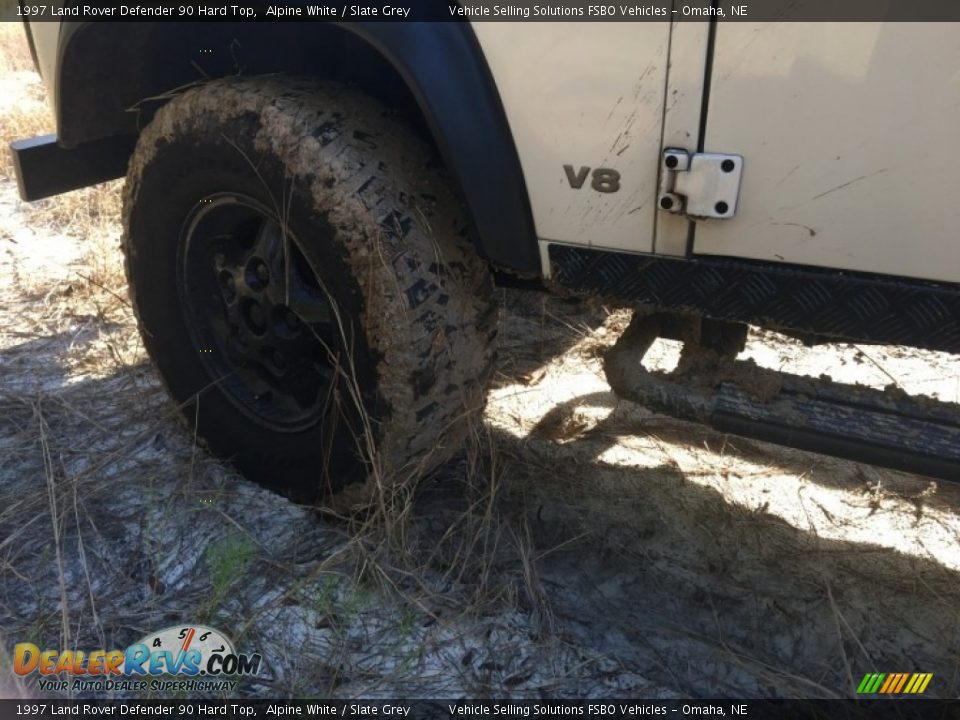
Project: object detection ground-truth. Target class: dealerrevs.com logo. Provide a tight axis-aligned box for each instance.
[13,625,262,693]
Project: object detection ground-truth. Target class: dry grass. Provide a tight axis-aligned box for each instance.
[0,24,49,177]
[24,181,124,239]
[0,23,34,74]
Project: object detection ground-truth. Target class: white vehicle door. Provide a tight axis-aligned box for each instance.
[691,22,960,283]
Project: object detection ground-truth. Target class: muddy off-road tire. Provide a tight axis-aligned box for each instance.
[122,76,497,501]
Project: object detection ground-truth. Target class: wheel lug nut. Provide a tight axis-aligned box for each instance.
[245,257,270,291]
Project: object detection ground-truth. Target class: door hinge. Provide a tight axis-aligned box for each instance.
[658,148,743,219]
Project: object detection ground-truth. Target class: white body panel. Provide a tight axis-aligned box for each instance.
[471,22,674,253]
[694,22,960,283]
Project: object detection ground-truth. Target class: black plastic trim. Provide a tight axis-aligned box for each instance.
[549,243,960,354]
[10,133,136,201]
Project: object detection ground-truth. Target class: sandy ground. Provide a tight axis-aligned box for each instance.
[1,40,959,700]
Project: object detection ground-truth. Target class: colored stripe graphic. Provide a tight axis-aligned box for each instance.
[856,672,932,694]
[904,674,920,694]
[879,674,896,693]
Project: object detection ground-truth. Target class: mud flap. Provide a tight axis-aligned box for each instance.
[10,133,136,201]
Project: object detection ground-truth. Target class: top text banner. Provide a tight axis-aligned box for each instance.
[7,0,960,21]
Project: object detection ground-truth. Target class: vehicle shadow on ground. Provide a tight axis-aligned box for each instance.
[1,330,958,699]
[525,389,960,515]
[414,420,960,699]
